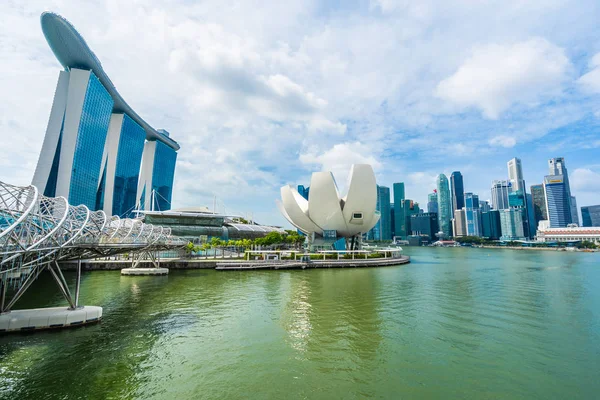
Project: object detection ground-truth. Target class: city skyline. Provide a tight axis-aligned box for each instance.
[1,2,600,228]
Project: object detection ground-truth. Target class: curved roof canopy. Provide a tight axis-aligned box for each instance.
[41,12,179,151]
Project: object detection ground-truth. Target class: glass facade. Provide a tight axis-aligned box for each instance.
[530,184,546,229]
[427,192,438,214]
[393,182,405,238]
[44,125,63,198]
[436,174,452,238]
[464,193,481,237]
[368,185,391,241]
[544,176,571,228]
[491,180,511,210]
[151,140,178,211]
[500,209,525,240]
[69,72,114,209]
[297,185,310,200]
[410,212,439,241]
[481,210,501,240]
[112,115,146,217]
[581,205,600,227]
[450,171,464,213]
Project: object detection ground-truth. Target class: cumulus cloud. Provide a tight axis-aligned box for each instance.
[299,142,381,185]
[436,38,571,119]
[570,168,600,192]
[489,135,517,148]
[577,53,600,93]
[2,1,600,227]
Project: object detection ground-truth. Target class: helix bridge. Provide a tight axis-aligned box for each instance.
[0,180,185,314]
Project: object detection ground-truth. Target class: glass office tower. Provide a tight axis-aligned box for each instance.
[137,140,178,212]
[428,191,439,214]
[581,205,600,227]
[450,171,464,213]
[393,183,406,238]
[368,185,391,241]
[544,175,571,227]
[530,184,546,230]
[436,174,452,238]
[491,180,511,210]
[464,193,481,237]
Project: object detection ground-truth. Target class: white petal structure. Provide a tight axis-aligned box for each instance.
[278,164,379,237]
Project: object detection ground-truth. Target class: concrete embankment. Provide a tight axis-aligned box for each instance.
[59,255,411,271]
[215,256,410,271]
[59,259,219,271]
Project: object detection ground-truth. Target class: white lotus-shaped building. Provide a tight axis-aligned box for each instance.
[277,164,380,238]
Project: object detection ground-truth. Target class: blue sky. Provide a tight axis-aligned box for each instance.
[1,0,599,227]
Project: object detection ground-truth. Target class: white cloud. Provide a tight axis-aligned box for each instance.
[299,142,382,186]
[489,135,517,148]
[436,38,571,119]
[577,53,600,93]
[571,168,600,192]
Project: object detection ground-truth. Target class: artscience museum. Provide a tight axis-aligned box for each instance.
[277,164,380,250]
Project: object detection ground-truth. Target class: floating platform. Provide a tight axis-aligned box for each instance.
[121,267,169,276]
[216,256,410,271]
[0,306,102,333]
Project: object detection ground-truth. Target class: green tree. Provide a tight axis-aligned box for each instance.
[576,241,597,249]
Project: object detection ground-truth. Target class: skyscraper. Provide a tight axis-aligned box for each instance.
[452,209,467,237]
[499,209,525,240]
[377,185,392,240]
[464,193,481,237]
[547,157,573,222]
[32,12,179,214]
[410,213,439,241]
[570,196,579,226]
[393,183,406,238]
[544,175,571,227]
[530,184,547,229]
[436,174,452,238]
[479,200,491,213]
[508,190,529,238]
[427,191,439,214]
[507,157,524,192]
[450,171,464,213]
[581,205,600,227]
[137,140,178,211]
[491,180,511,210]
[481,210,502,240]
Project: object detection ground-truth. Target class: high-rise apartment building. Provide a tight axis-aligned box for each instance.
[32,12,179,215]
[581,205,600,227]
[464,193,481,237]
[570,196,579,226]
[393,182,406,238]
[491,180,511,210]
[450,171,464,213]
[436,174,452,238]
[427,191,439,214]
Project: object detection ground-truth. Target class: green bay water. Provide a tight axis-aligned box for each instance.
[1,247,599,399]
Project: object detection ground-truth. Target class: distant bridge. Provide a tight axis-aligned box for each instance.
[0,180,184,313]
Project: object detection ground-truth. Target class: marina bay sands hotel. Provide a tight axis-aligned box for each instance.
[32,12,179,217]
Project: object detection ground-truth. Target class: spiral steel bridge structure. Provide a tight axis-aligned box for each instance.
[0,180,184,313]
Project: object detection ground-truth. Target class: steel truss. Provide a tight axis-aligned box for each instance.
[0,180,184,312]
